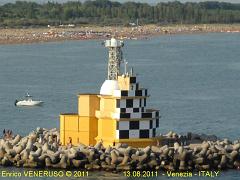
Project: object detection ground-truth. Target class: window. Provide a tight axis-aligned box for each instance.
[145,89,148,96]
[133,108,139,112]
[121,91,128,96]
[119,130,129,139]
[126,99,133,108]
[136,83,139,90]
[131,85,134,90]
[130,77,136,83]
[116,99,120,108]
[120,108,126,113]
[150,120,153,129]
[116,121,119,130]
[135,90,142,96]
[140,130,149,138]
[153,129,156,137]
[129,121,139,129]
[156,118,159,128]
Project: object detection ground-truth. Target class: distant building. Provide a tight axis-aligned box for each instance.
[59,38,161,147]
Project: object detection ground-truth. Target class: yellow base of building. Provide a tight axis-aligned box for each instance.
[95,136,163,148]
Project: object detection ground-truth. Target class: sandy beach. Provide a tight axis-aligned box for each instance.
[0,24,240,45]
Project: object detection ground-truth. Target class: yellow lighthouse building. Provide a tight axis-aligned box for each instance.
[60,38,161,148]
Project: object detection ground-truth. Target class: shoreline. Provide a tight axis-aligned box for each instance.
[0,128,239,172]
[0,24,240,45]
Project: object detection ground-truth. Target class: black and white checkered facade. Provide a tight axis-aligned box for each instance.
[112,76,160,139]
[116,118,160,139]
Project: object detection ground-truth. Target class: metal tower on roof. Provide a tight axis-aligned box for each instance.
[104,38,124,80]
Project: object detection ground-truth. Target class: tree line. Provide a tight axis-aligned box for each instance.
[0,0,240,27]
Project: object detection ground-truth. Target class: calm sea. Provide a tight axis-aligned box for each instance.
[0,33,239,179]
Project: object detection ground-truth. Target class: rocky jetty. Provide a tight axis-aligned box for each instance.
[0,128,239,171]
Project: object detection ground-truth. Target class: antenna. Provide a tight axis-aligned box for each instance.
[123,59,128,75]
[130,67,133,76]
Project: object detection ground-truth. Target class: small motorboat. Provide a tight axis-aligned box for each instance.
[15,93,43,106]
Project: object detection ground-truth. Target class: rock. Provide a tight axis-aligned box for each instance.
[165,131,173,138]
[179,150,187,161]
[72,159,87,168]
[111,150,119,165]
[225,145,233,152]
[11,135,22,146]
[198,148,207,157]
[168,149,174,157]
[20,149,29,161]
[233,143,240,151]
[0,127,239,172]
[45,157,52,167]
[42,143,50,152]
[13,145,24,154]
[142,146,151,154]
[179,160,186,171]
[101,163,116,171]
[124,146,133,156]
[121,155,129,165]
[105,156,111,165]
[23,160,38,168]
[219,155,227,169]
[201,164,210,170]
[117,147,128,156]
[52,154,67,169]
[94,141,103,150]
[1,156,13,166]
[230,151,238,161]
[201,142,210,149]
[38,153,48,161]
[116,164,131,171]
[148,159,158,168]
[233,160,240,169]
[174,142,180,151]
[151,146,162,153]
[115,143,122,149]
[85,163,101,170]
[161,147,169,157]
[105,146,112,154]
[195,157,204,164]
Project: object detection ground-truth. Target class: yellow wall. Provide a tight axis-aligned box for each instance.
[118,76,130,90]
[60,114,98,146]
[96,96,116,119]
[96,118,116,147]
[100,97,116,112]
[78,94,100,117]
[115,137,163,148]
[60,114,79,145]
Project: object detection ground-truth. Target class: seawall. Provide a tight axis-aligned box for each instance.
[0,128,239,171]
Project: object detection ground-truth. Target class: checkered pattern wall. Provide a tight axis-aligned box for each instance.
[116,118,159,139]
[116,98,147,108]
[113,110,159,120]
[113,76,160,139]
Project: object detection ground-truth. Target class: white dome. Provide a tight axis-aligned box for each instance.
[111,38,118,47]
[100,80,119,95]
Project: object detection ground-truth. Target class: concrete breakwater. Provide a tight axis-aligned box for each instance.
[0,128,239,171]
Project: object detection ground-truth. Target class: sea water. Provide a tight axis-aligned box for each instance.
[0,33,239,179]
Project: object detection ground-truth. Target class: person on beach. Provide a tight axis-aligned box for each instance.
[67,137,72,148]
[2,129,13,140]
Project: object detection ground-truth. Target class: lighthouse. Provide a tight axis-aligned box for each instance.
[59,38,161,147]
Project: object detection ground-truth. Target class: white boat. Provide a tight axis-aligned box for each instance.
[15,93,43,106]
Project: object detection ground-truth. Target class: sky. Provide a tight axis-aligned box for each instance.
[0,0,239,5]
